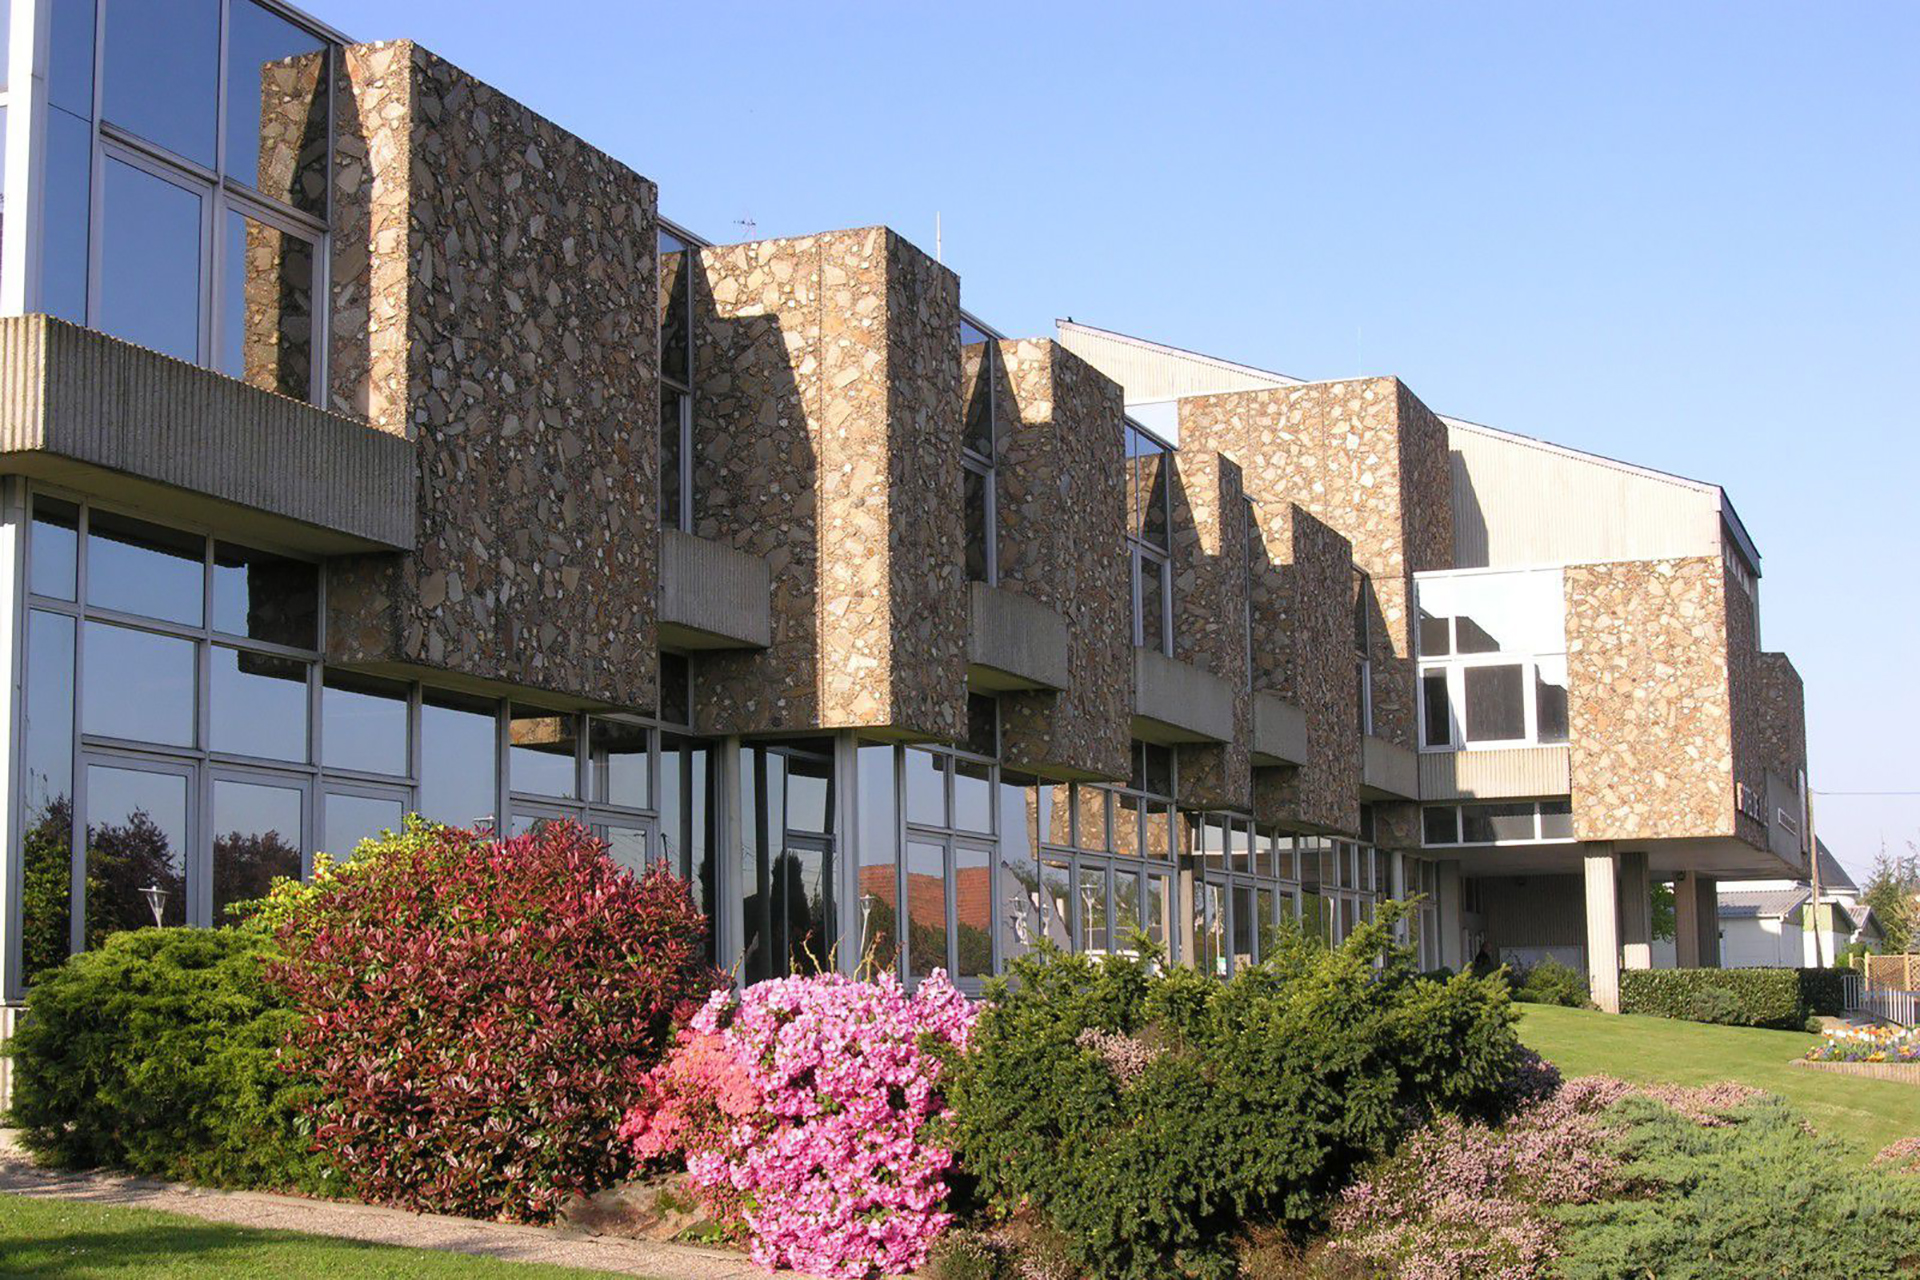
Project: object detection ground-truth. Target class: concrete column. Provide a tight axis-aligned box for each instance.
[1694,875,1720,967]
[1583,844,1622,1013]
[1673,872,1702,968]
[1436,860,1464,971]
[1619,851,1653,971]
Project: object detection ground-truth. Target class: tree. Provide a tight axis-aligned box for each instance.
[1860,849,1920,954]
[1652,882,1676,942]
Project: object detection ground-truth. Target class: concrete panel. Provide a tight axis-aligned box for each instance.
[1419,745,1571,801]
[0,315,413,551]
[968,581,1070,692]
[1361,734,1419,800]
[1133,646,1234,744]
[658,529,771,650]
[1251,690,1306,766]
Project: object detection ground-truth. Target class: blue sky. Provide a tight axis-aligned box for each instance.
[321,0,1918,880]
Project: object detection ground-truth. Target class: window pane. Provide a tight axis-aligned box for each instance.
[31,497,79,600]
[508,706,578,798]
[23,612,77,978]
[1075,785,1110,852]
[904,748,946,827]
[856,743,898,974]
[322,671,408,776]
[1198,881,1225,976]
[956,842,991,978]
[659,240,689,385]
[211,778,301,920]
[220,211,315,399]
[1418,608,1450,657]
[1036,858,1072,949]
[1256,888,1277,964]
[1113,793,1142,860]
[210,647,308,761]
[1463,664,1526,742]
[962,341,994,457]
[1231,883,1257,971]
[323,791,403,859]
[103,0,219,166]
[1132,438,1169,547]
[1113,870,1143,953]
[953,759,993,833]
[1539,799,1574,841]
[996,781,1040,964]
[1137,554,1166,653]
[1535,656,1570,744]
[1077,864,1108,955]
[43,107,92,324]
[84,764,188,938]
[419,692,497,828]
[48,0,95,117]
[1229,821,1253,874]
[213,543,317,646]
[1421,671,1453,748]
[88,510,204,625]
[657,652,690,725]
[598,825,649,877]
[83,622,196,746]
[658,389,684,527]
[1462,802,1535,844]
[588,718,649,808]
[99,158,204,362]
[1147,873,1171,953]
[963,465,990,583]
[225,0,328,213]
[906,838,947,978]
[770,837,832,977]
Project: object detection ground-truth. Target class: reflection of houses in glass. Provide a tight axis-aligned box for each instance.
[0,0,1813,1057]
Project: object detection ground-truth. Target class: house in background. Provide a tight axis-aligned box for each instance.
[1717,845,1880,968]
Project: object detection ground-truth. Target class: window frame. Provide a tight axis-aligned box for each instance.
[959,312,1001,587]
[1414,567,1569,753]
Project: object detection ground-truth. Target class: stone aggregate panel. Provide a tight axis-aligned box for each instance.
[1171,451,1251,811]
[1723,564,1770,851]
[322,41,658,707]
[1250,504,1360,834]
[993,339,1132,781]
[688,228,967,740]
[1565,557,1741,843]
[1756,651,1807,786]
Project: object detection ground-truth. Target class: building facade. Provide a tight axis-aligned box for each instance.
[0,0,1809,1056]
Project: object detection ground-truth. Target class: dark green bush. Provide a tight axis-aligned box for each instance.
[1555,1093,1920,1278]
[1618,967,1844,1028]
[4,926,324,1191]
[937,910,1526,1280]
[1511,957,1589,1007]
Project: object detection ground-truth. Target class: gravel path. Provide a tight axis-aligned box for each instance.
[0,1139,815,1279]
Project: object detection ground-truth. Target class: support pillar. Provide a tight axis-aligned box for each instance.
[1674,872,1702,968]
[1583,844,1622,1013]
[1694,875,1720,968]
[1619,851,1652,971]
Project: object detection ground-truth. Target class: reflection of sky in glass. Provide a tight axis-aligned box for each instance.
[98,160,202,363]
[419,699,497,827]
[322,677,408,777]
[83,622,195,747]
[103,0,219,167]
[210,647,308,761]
[225,0,326,203]
[324,792,403,859]
[88,514,204,626]
[214,777,299,843]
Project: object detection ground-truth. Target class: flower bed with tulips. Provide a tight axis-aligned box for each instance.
[1804,1024,1920,1064]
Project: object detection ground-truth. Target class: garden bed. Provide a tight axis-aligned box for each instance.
[1792,1058,1920,1085]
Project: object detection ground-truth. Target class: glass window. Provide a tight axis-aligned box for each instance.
[22,612,77,978]
[1418,608,1449,657]
[953,759,993,834]
[1231,883,1257,970]
[659,236,690,385]
[321,671,408,776]
[588,718,649,809]
[962,341,994,458]
[996,779,1040,964]
[855,744,898,972]
[1077,864,1108,955]
[323,790,403,858]
[48,0,96,118]
[1423,806,1458,846]
[1535,656,1570,743]
[963,465,990,583]
[956,842,992,978]
[44,107,93,324]
[906,838,947,978]
[419,692,498,828]
[659,390,685,528]
[103,0,220,166]
[210,647,308,760]
[657,652,691,725]
[1198,880,1225,976]
[596,825,649,877]
[1147,873,1172,952]
[1539,798,1574,840]
[83,621,196,746]
[1256,887,1278,963]
[508,706,578,798]
[1463,664,1526,742]
[87,510,205,625]
[220,211,316,399]
[212,543,317,647]
[1462,802,1536,844]
[905,748,946,827]
[1037,858,1073,949]
[30,497,80,600]
[1075,785,1110,852]
[658,734,713,921]
[211,777,301,919]
[224,0,328,213]
[1137,553,1166,653]
[84,763,189,937]
[1113,870,1143,953]
[98,157,204,362]
[1421,671,1452,748]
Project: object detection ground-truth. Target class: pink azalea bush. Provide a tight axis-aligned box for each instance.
[619,969,976,1278]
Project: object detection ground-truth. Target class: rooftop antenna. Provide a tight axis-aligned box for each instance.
[935,212,943,263]
[735,212,757,239]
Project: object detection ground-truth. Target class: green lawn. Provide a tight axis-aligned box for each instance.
[0,1193,631,1278]
[1516,1003,1920,1161]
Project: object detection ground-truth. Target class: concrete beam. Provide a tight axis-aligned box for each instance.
[657,529,772,650]
[1250,690,1307,766]
[1584,844,1622,1013]
[1361,734,1419,801]
[1132,647,1235,744]
[1620,850,1652,971]
[967,581,1070,691]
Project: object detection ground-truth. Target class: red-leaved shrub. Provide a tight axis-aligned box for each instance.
[267,820,718,1222]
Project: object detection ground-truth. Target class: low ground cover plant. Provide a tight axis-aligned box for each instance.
[264,819,717,1222]
[935,910,1528,1280]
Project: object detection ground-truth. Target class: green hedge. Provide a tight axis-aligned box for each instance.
[1617,968,1841,1028]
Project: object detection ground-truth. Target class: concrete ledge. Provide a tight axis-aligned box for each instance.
[1361,734,1419,800]
[968,582,1069,691]
[658,529,771,650]
[1419,745,1571,801]
[1790,1059,1920,1085]
[1251,690,1306,766]
[1133,647,1234,744]
[0,315,413,551]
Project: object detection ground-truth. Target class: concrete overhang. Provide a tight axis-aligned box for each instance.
[0,315,414,552]
[1360,734,1419,800]
[657,528,771,650]
[967,582,1070,691]
[1250,690,1306,766]
[1443,835,1803,880]
[1419,745,1571,801]
[1132,647,1234,744]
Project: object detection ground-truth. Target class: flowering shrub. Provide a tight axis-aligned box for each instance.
[1878,1136,1920,1173]
[621,969,976,1279]
[267,820,717,1222]
[1805,1024,1920,1063]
